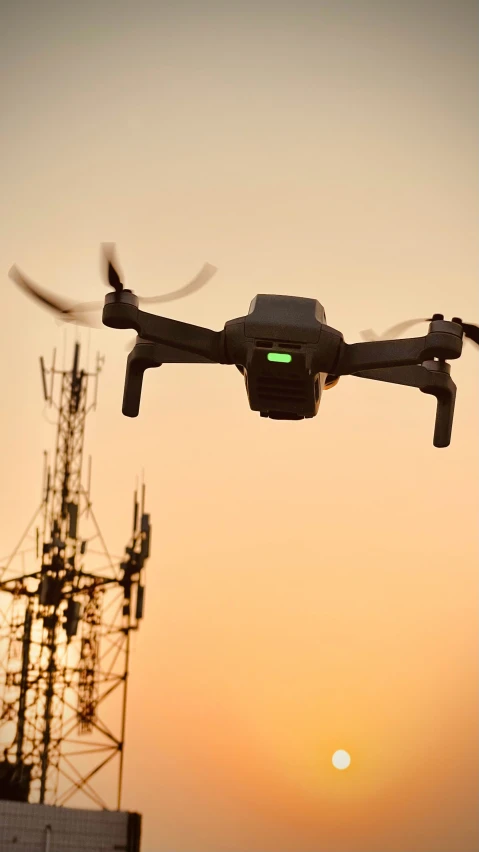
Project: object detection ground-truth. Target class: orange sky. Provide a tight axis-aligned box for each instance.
[0,1,478,850]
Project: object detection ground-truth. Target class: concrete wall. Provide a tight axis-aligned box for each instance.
[0,800,141,852]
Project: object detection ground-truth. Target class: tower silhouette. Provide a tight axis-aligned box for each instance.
[0,343,151,810]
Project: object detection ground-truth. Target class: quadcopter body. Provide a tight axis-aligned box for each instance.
[9,244,478,448]
[224,295,339,419]
[102,288,465,447]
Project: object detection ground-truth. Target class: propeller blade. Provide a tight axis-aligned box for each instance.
[138,262,218,304]
[359,329,379,342]
[9,266,75,315]
[8,266,101,327]
[101,242,124,292]
[361,316,479,348]
[360,318,428,341]
[71,299,104,312]
[462,322,479,346]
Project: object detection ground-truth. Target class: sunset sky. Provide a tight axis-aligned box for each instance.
[0,1,478,850]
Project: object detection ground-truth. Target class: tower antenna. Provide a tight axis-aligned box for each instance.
[0,343,151,810]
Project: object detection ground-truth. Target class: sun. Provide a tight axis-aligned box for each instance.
[332,749,351,770]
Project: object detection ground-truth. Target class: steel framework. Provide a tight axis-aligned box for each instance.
[0,343,151,810]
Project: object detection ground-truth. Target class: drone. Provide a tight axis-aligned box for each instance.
[9,245,479,448]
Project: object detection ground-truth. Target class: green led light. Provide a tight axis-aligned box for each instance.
[267,352,292,363]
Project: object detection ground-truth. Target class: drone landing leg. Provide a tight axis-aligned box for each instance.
[123,340,216,417]
[123,343,163,417]
[353,362,456,448]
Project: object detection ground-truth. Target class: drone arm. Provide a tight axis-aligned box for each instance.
[138,311,225,361]
[353,363,456,447]
[102,296,226,362]
[335,330,462,376]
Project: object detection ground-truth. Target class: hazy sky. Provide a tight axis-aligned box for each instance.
[0,1,478,850]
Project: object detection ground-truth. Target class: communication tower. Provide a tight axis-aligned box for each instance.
[0,343,151,811]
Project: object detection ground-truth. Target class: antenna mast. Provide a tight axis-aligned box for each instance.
[0,344,151,809]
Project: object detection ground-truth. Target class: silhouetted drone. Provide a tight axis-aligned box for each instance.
[9,245,478,448]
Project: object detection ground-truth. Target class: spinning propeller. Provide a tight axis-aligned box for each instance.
[8,244,218,327]
[361,314,479,347]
